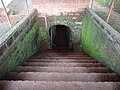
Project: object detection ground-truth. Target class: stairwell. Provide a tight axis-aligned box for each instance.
[0,48,120,90]
[0,0,120,89]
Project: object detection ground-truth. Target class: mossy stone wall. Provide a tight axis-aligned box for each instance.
[81,8,120,74]
[0,9,42,79]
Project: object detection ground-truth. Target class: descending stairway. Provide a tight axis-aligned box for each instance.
[0,49,120,90]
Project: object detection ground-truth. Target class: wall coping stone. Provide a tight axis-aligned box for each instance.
[0,9,38,60]
[0,9,37,47]
[86,8,120,44]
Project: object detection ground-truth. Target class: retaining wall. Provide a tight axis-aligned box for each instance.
[81,8,120,74]
[0,9,41,78]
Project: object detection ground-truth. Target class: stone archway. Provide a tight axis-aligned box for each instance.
[49,25,71,49]
[47,19,82,49]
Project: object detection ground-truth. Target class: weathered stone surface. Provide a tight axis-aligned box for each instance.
[0,81,120,90]
[0,9,41,79]
[47,16,82,44]
[1,46,120,90]
[81,8,120,75]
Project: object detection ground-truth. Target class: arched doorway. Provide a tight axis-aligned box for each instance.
[49,25,71,49]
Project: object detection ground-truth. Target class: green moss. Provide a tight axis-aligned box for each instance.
[0,20,41,79]
[39,28,47,42]
[81,12,120,75]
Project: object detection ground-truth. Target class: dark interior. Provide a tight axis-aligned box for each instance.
[49,25,71,48]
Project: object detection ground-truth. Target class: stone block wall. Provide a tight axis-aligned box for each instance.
[0,9,41,78]
[47,15,82,49]
[81,8,120,74]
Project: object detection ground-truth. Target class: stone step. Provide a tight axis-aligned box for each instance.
[31,56,92,59]
[32,56,91,59]
[27,59,97,63]
[29,58,93,60]
[34,54,89,57]
[0,81,120,90]
[37,50,84,52]
[15,66,112,73]
[33,55,90,58]
[38,52,86,55]
[21,62,104,67]
[37,52,88,54]
[4,72,120,82]
[37,52,87,54]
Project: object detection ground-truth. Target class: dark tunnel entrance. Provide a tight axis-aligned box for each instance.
[49,25,71,49]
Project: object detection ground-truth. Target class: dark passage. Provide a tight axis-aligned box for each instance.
[49,25,71,48]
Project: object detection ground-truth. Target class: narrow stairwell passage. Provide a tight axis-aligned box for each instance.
[0,48,120,90]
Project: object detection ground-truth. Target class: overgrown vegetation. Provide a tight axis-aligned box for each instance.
[94,0,120,33]
[95,0,120,13]
[95,0,111,6]
[81,12,120,75]
[0,20,41,79]
[114,0,120,13]
[39,28,47,42]
[96,11,120,33]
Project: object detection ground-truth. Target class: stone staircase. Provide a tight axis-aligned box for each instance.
[0,49,120,90]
